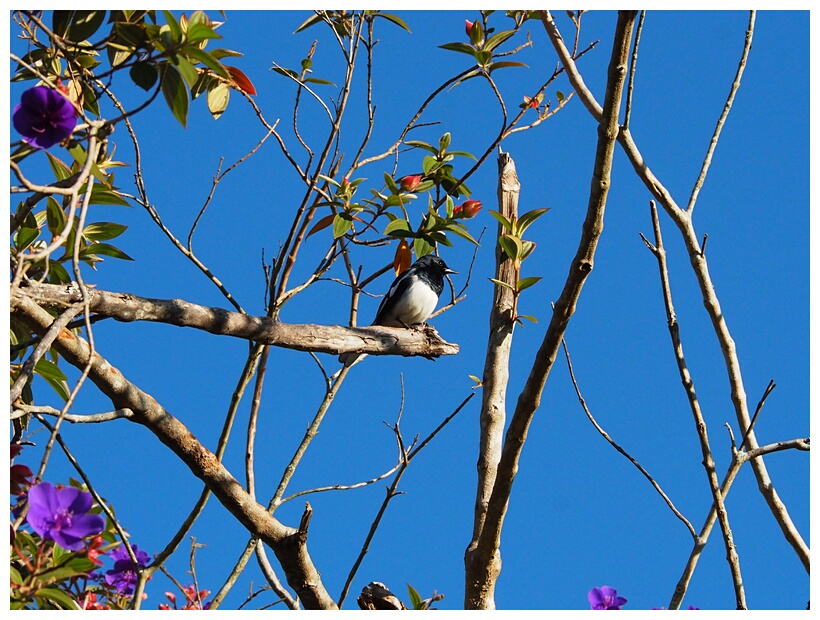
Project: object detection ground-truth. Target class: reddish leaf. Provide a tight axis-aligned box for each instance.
[225,66,256,95]
[307,213,335,238]
[393,239,412,276]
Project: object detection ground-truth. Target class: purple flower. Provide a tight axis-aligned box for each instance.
[589,586,628,610]
[25,482,105,551]
[105,544,151,595]
[12,85,77,149]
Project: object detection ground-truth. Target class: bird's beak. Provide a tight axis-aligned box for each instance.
[445,267,458,275]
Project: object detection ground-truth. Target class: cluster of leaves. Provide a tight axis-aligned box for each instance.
[407,583,444,610]
[10,450,119,610]
[439,10,527,77]
[489,206,550,325]
[306,132,481,270]
[11,10,255,128]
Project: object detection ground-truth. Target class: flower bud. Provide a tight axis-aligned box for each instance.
[399,175,422,192]
[455,199,482,219]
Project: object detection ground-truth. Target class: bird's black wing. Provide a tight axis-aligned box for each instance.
[372,267,417,326]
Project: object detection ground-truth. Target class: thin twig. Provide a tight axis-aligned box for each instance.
[642,200,745,608]
[687,11,755,213]
[561,338,696,539]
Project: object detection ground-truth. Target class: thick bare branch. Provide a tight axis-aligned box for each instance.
[465,12,638,610]
[10,293,337,610]
[543,9,809,572]
[15,282,459,359]
[464,151,519,597]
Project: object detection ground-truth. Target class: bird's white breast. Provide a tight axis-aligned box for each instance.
[389,275,439,326]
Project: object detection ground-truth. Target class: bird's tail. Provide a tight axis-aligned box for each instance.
[338,352,366,368]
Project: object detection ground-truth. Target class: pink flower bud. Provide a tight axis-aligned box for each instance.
[465,20,474,37]
[399,175,422,192]
[455,199,482,219]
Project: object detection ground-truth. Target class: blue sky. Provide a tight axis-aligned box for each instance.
[8,9,811,611]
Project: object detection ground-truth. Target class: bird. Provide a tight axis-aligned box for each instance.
[340,254,457,366]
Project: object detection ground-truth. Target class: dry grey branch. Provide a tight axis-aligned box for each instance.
[543,8,809,575]
[561,337,696,539]
[642,200,745,608]
[465,12,638,610]
[15,281,459,359]
[465,151,519,590]
[11,293,338,609]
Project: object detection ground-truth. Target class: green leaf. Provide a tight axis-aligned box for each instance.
[516,276,542,291]
[207,82,230,120]
[52,11,72,37]
[34,588,79,610]
[518,314,538,324]
[48,262,72,285]
[160,63,189,127]
[14,227,39,252]
[34,358,69,401]
[498,234,522,262]
[173,55,199,88]
[484,29,516,52]
[489,277,515,291]
[384,218,412,237]
[515,207,550,236]
[46,198,67,236]
[413,236,434,258]
[407,584,422,610]
[81,243,134,261]
[83,222,127,241]
[186,22,221,44]
[46,152,73,182]
[376,13,412,32]
[487,210,513,232]
[488,61,528,73]
[403,140,437,154]
[383,172,399,194]
[474,50,492,67]
[422,155,439,175]
[162,10,182,43]
[438,42,476,55]
[130,61,158,91]
[332,213,353,239]
[209,48,244,60]
[89,184,131,207]
[445,222,478,245]
[67,145,109,185]
[272,66,299,79]
[66,11,105,42]
[446,150,477,160]
[304,76,335,86]
[556,90,565,102]
[183,46,230,79]
[294,13,324,33]
[520,240,536,260]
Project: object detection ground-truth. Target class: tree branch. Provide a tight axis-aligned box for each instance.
[543,9,809,573]
[465,12,638,610]
[10,293,338,610]
[15,281,459,358]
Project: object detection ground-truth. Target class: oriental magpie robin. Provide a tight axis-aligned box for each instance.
[340,254,457,366]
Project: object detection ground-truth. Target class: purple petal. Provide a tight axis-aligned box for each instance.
[588,587,605,609]
[12,85,76,149]
[63,511,105,539]
[59,485,93,514]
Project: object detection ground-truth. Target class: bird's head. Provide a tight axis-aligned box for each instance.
[416,254,458,276]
